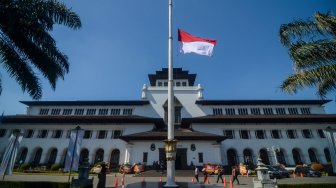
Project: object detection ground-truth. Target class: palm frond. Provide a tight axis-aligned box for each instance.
[315,12,336,36]
[289,38,336,70]
[0,38,42,99]
[279,20,318,47]
[317,78,336,98]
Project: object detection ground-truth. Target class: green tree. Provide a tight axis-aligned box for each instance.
[0,0,81,99]
[279,12,336,98]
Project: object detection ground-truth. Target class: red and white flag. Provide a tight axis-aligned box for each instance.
[178,29,216,57]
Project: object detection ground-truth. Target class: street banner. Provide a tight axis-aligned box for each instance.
[0,133,23,177]
[324,129,336,173]
[64,129,84,172]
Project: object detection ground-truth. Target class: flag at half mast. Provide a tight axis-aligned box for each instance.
[178,29,217,57]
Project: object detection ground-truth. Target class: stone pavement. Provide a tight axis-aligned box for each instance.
[3,172,336,188]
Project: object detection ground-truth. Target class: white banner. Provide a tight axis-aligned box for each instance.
[324,129,336,173]
[64,129,84,172]
[0,133,23,177]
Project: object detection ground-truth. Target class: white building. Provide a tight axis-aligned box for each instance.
[0,68,335,170]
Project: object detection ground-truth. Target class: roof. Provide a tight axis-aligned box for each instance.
[182,114,336,124]
[148,68,196,86]
[119,128,226,142]
[195,100,332,105]
[2,115,165,127]
[20,100,150,106]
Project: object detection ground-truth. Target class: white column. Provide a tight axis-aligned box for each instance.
[124,144,133,164]
[213,144,222,164]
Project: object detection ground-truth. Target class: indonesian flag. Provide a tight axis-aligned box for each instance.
[178,29,217,57]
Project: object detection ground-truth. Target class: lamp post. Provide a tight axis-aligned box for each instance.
[267,146,280,165]
[68,126,83,183]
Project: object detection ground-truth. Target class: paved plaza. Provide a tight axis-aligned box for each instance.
[3,172,336,188]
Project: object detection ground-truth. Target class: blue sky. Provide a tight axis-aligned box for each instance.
[0,0,335,115]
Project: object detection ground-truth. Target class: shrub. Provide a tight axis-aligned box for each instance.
[51,164,61,171]
[20,163,30,170]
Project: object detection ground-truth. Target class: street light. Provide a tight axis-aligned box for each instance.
[164,139,178,161]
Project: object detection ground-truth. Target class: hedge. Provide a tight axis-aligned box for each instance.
[279,184,336,188]
[0,181,70,188]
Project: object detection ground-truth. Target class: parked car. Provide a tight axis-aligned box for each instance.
[271,166,290,178]
[294,166,321,177]
[267,166,281,179]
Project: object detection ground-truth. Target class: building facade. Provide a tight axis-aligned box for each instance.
[0,68,335,170]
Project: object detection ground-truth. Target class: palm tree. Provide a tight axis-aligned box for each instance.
[279,12,336,98]
[0,0,81,99]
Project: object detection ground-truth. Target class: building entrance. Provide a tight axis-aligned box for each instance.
[159,148,188,170]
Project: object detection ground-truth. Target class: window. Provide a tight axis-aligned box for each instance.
[0,129,7,137]
[87,109,96,115]
[238,108,248,115]
[240,130,250,139]
[111,109,120,115]
[83,130,92,139]
[225,108,236,115]
[271,130,281,139]
[123,109,133,115]
[74,109,84,115]
[251,108,260,115]
[143,152,148,163]
[97,130,107,139]
[164,82,168,86]
[176,82,181,87]
[288,108,299,115]
[24,129,34,138]
[263,108,273,115]
[198,153,204,163]
[317,129,325,138]
[300,107,311,115]
[286,129,297,139]
[52,130,63,138]
[62,109,72,115]
[223,130,234,139]
[213,108,223,115]
[275,108,286,115]
[158,82,162,87]
[37,130,48,138]
[255,130,266,139]
[11,129,20,136]
[51,108,61,115]
[39,108,49,115]
[182,82,187,86]
[112,130,123,139]
[302,129,313,138]
[98,109,108,115]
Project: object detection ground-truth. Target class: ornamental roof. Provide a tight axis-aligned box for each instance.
[195,100,331,105]
[148,68,196,86]
[20,100,150,106]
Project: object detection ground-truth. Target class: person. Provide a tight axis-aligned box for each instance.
[194,166,199,182]
[216,166,224,183]
[159,161,165,174]
[202,167,208,183]
[232,166,240,185]
[97,163,107,188]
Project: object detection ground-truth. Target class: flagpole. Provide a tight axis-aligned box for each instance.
[165,0,177,187]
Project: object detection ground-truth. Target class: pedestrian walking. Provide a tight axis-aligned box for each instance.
[194,166,199,182]
[159,161,165,174]
[97,163,107,188]
[231,166,240,185]
[202,167,208,183]
[216,165,224,183]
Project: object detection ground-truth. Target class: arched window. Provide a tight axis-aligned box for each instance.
[18,148,28,164]
[110,149,120,168]
[47,148,58,164]
[308,148,318,163]
[227,149,238,168]
[277,149,286,165]
[243,149,253,165]
[259,149,270,165]
[94,149,104,164]
[33,148,43,165]
[79,148,89,165]
[292,149,302,165]
[324,148,331,162]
